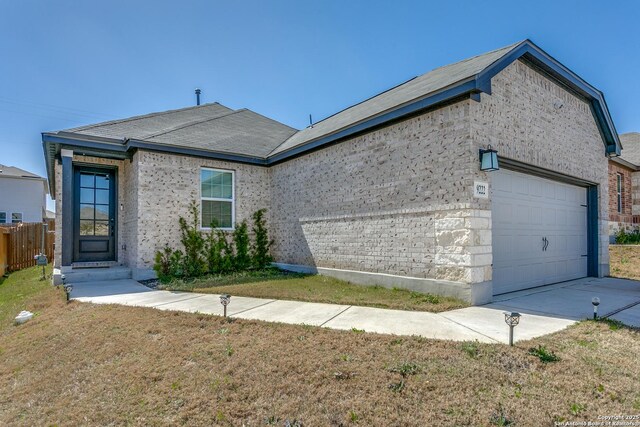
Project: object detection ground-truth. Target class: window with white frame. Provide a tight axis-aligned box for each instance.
[617,173,623,214]
[11,212,23,224]
[200,168,234,229]
[0,212,6,224]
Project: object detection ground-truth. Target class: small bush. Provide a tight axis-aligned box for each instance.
[528,345,560,363]
[218,232,235,273]
[233,220,251,270]
[178,202,206,278]
[251,208,273,268]
[153,246,184,282]
[615,228,640,244]
[153,246,173,281]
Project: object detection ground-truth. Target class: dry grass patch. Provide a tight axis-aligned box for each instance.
[161,270,466,312]
[1,267,640,426]
[610,245,640,280]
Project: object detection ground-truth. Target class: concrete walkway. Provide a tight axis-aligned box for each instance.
[70,276,640,344]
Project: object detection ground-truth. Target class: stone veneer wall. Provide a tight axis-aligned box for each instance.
[470,59,610,275]
[132,150,270,276]
[53,155,132,267]
[269,100,482,284]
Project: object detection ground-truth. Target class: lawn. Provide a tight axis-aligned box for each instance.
[158,269,467,312]
[610,245,640,280]
[1,266,640,425]
[0,264,58,329]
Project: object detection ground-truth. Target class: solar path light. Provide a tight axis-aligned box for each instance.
[503,312,521,346]
[63,285,73,302]
[592,297,600,320]
[220,294,231,317]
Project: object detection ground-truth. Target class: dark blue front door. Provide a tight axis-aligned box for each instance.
[73,167,116,262]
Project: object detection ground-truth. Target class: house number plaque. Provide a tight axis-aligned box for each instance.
[473,181,489,199]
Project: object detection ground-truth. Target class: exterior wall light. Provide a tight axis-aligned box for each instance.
[479,145,499,171]
[592,297,600,320]
[220,294,231,317]
[503,312,521,346]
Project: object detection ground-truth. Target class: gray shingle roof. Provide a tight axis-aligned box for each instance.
[268,41,521,157]
[0,164,44,179]
[145,109,298,158]
[47,39,619,167]
[58,103,297,158]
[619,133,640,166]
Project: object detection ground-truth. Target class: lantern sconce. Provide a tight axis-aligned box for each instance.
[479,145,499,172]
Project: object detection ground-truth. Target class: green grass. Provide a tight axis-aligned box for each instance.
[159,268,467,312]
[0,265,57,330]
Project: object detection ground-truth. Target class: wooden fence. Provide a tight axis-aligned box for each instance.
[0,220,55,274]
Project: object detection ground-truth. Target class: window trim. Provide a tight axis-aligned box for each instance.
[0,211,6,224]
[11,212,23,224]
[616,173,623,214]
[200,167,235,231]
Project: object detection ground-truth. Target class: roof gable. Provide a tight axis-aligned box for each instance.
[268,39,621,161]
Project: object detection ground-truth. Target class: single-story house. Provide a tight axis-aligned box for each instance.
[43,39,622,304]
[608,132,640,239]
[0,164,49,224]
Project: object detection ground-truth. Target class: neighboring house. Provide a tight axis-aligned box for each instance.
[42,39,621,304]
[0,164,49,224]
[608,132,640,240]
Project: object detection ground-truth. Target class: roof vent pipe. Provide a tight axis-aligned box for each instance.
[195,88,201,106]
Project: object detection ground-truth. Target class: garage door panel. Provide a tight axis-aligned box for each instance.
[492,169,588,295]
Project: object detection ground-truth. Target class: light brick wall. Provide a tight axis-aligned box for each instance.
[269,101,482,282]
[134,150,270,270]
[470,59,610,272]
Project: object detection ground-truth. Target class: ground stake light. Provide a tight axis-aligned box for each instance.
[220,294,231,317]
[592,297,600,320]
[503,312,521,346]
[63,285,73,302]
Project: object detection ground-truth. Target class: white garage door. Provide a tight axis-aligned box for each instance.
[491,169,588,295]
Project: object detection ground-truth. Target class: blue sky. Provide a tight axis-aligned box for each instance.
[1,1,639,211]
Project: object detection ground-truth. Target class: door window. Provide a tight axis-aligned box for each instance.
[79,172,110,236]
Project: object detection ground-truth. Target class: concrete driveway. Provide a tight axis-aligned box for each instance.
[70,276,640,344]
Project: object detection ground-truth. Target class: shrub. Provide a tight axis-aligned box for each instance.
[615,228,640,244]
[251,208,273,268]
[153,246,173,281]
[178,202,206,278]
[204,222,223,274]
[153,246,184,281]
[233,220,251,270]
[217,231,235,273]
[157,203,274,280]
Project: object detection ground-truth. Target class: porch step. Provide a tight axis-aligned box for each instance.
[57,267,132,284]
[72,261,119,269]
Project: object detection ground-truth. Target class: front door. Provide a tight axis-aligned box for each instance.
[73,167,116,262]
